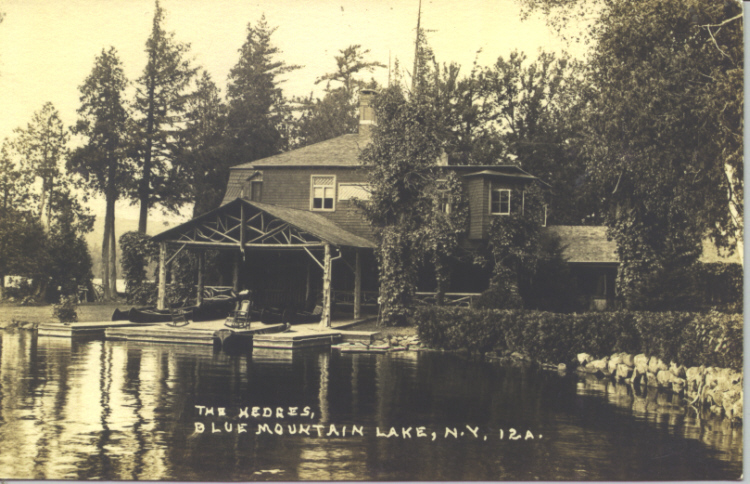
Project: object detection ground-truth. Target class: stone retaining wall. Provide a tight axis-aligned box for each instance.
[577,352,742,423]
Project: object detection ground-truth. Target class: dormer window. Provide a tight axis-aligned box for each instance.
[490,188,511,215]
[311,175,336,211]
[242,173,263,202]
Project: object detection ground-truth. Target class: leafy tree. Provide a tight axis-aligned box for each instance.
[44,188,94,300]
[478,185,545,309]
[0,140,44,300]
[12,102,69,231]
[422,171,468,305]
[70,46,133,300]
[226,15,301,161]
[4,106,94,301]
[479,51,595,223]
[176,71,229,217]
[120,231,158,304]
[133,0,197,233]
[359,86,444,326]
[521,0,743,309]
[293,45,384,147]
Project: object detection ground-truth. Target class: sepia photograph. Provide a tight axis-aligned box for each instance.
[0,0,743,480]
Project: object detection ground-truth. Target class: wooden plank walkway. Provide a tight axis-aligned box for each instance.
[106,320,286,346]
[38,320,157,338]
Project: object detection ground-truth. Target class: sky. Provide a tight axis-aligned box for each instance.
[0,0,581,229]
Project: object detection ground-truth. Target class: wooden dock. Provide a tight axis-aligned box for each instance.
[38,320,156,338]
[37,315,380,351]
[106,320,286,346]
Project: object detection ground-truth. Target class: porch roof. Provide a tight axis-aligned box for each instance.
[151,198,376,250]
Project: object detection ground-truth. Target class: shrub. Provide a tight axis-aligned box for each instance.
[414,307,742,370]
[120,232,158,304]
[52,295,78,323]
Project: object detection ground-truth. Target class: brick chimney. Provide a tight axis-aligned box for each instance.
[358,89,377,139]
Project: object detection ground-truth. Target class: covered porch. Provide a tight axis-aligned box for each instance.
[150,198,377,328]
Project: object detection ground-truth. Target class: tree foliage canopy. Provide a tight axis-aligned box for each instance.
[226,15,301,161]
[293,45,383,148]
[69,46,133,300]
[520,0,743,308]
[133,0,197,232]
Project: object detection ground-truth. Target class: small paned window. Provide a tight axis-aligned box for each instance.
[490,189,511,215]
[436,180,451,214]
[311,175,336,210]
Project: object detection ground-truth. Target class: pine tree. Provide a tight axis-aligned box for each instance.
[177,71,229,217]
[294,45,383,148]
[226,15,300,162]
[133,0,197,233]
[69,47,133,300]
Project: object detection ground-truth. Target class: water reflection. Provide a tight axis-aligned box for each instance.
[0,331,742,481]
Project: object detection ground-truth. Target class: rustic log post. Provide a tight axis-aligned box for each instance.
[354,249,362,320]
[232,251,240,292]
[305,260,311,304]
[320,243,332,329]
[157,242,167,310]
[197,251,205,306]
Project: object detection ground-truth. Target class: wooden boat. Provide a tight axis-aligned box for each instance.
[112,296,238,323]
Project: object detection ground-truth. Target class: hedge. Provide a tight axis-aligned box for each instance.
[414,307,742,370]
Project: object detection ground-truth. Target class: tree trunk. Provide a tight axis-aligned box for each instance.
[101,203,112,300]
[108,207,117,298]
[724,163,743,266]
[138,63,157,234]
[0,273,5,301]
[39,182,47,229]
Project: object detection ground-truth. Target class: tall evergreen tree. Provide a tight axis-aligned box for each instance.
[69,47,133,300]
[294,45,383,148]
[133,0,197,233]
[177,71,229,217]
[226,15,300,162]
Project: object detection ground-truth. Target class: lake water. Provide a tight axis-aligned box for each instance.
[0,330,742,481]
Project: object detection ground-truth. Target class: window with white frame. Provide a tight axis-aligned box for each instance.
[338,183,371,201]
[311,175,336,210]
[490,188,511,215]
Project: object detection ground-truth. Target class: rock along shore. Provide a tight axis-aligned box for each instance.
[574,351,742,424]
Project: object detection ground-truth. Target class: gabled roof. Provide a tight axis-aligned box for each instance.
[245,200,376,248]
[152,198,375,249]
[232,133,370,169]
